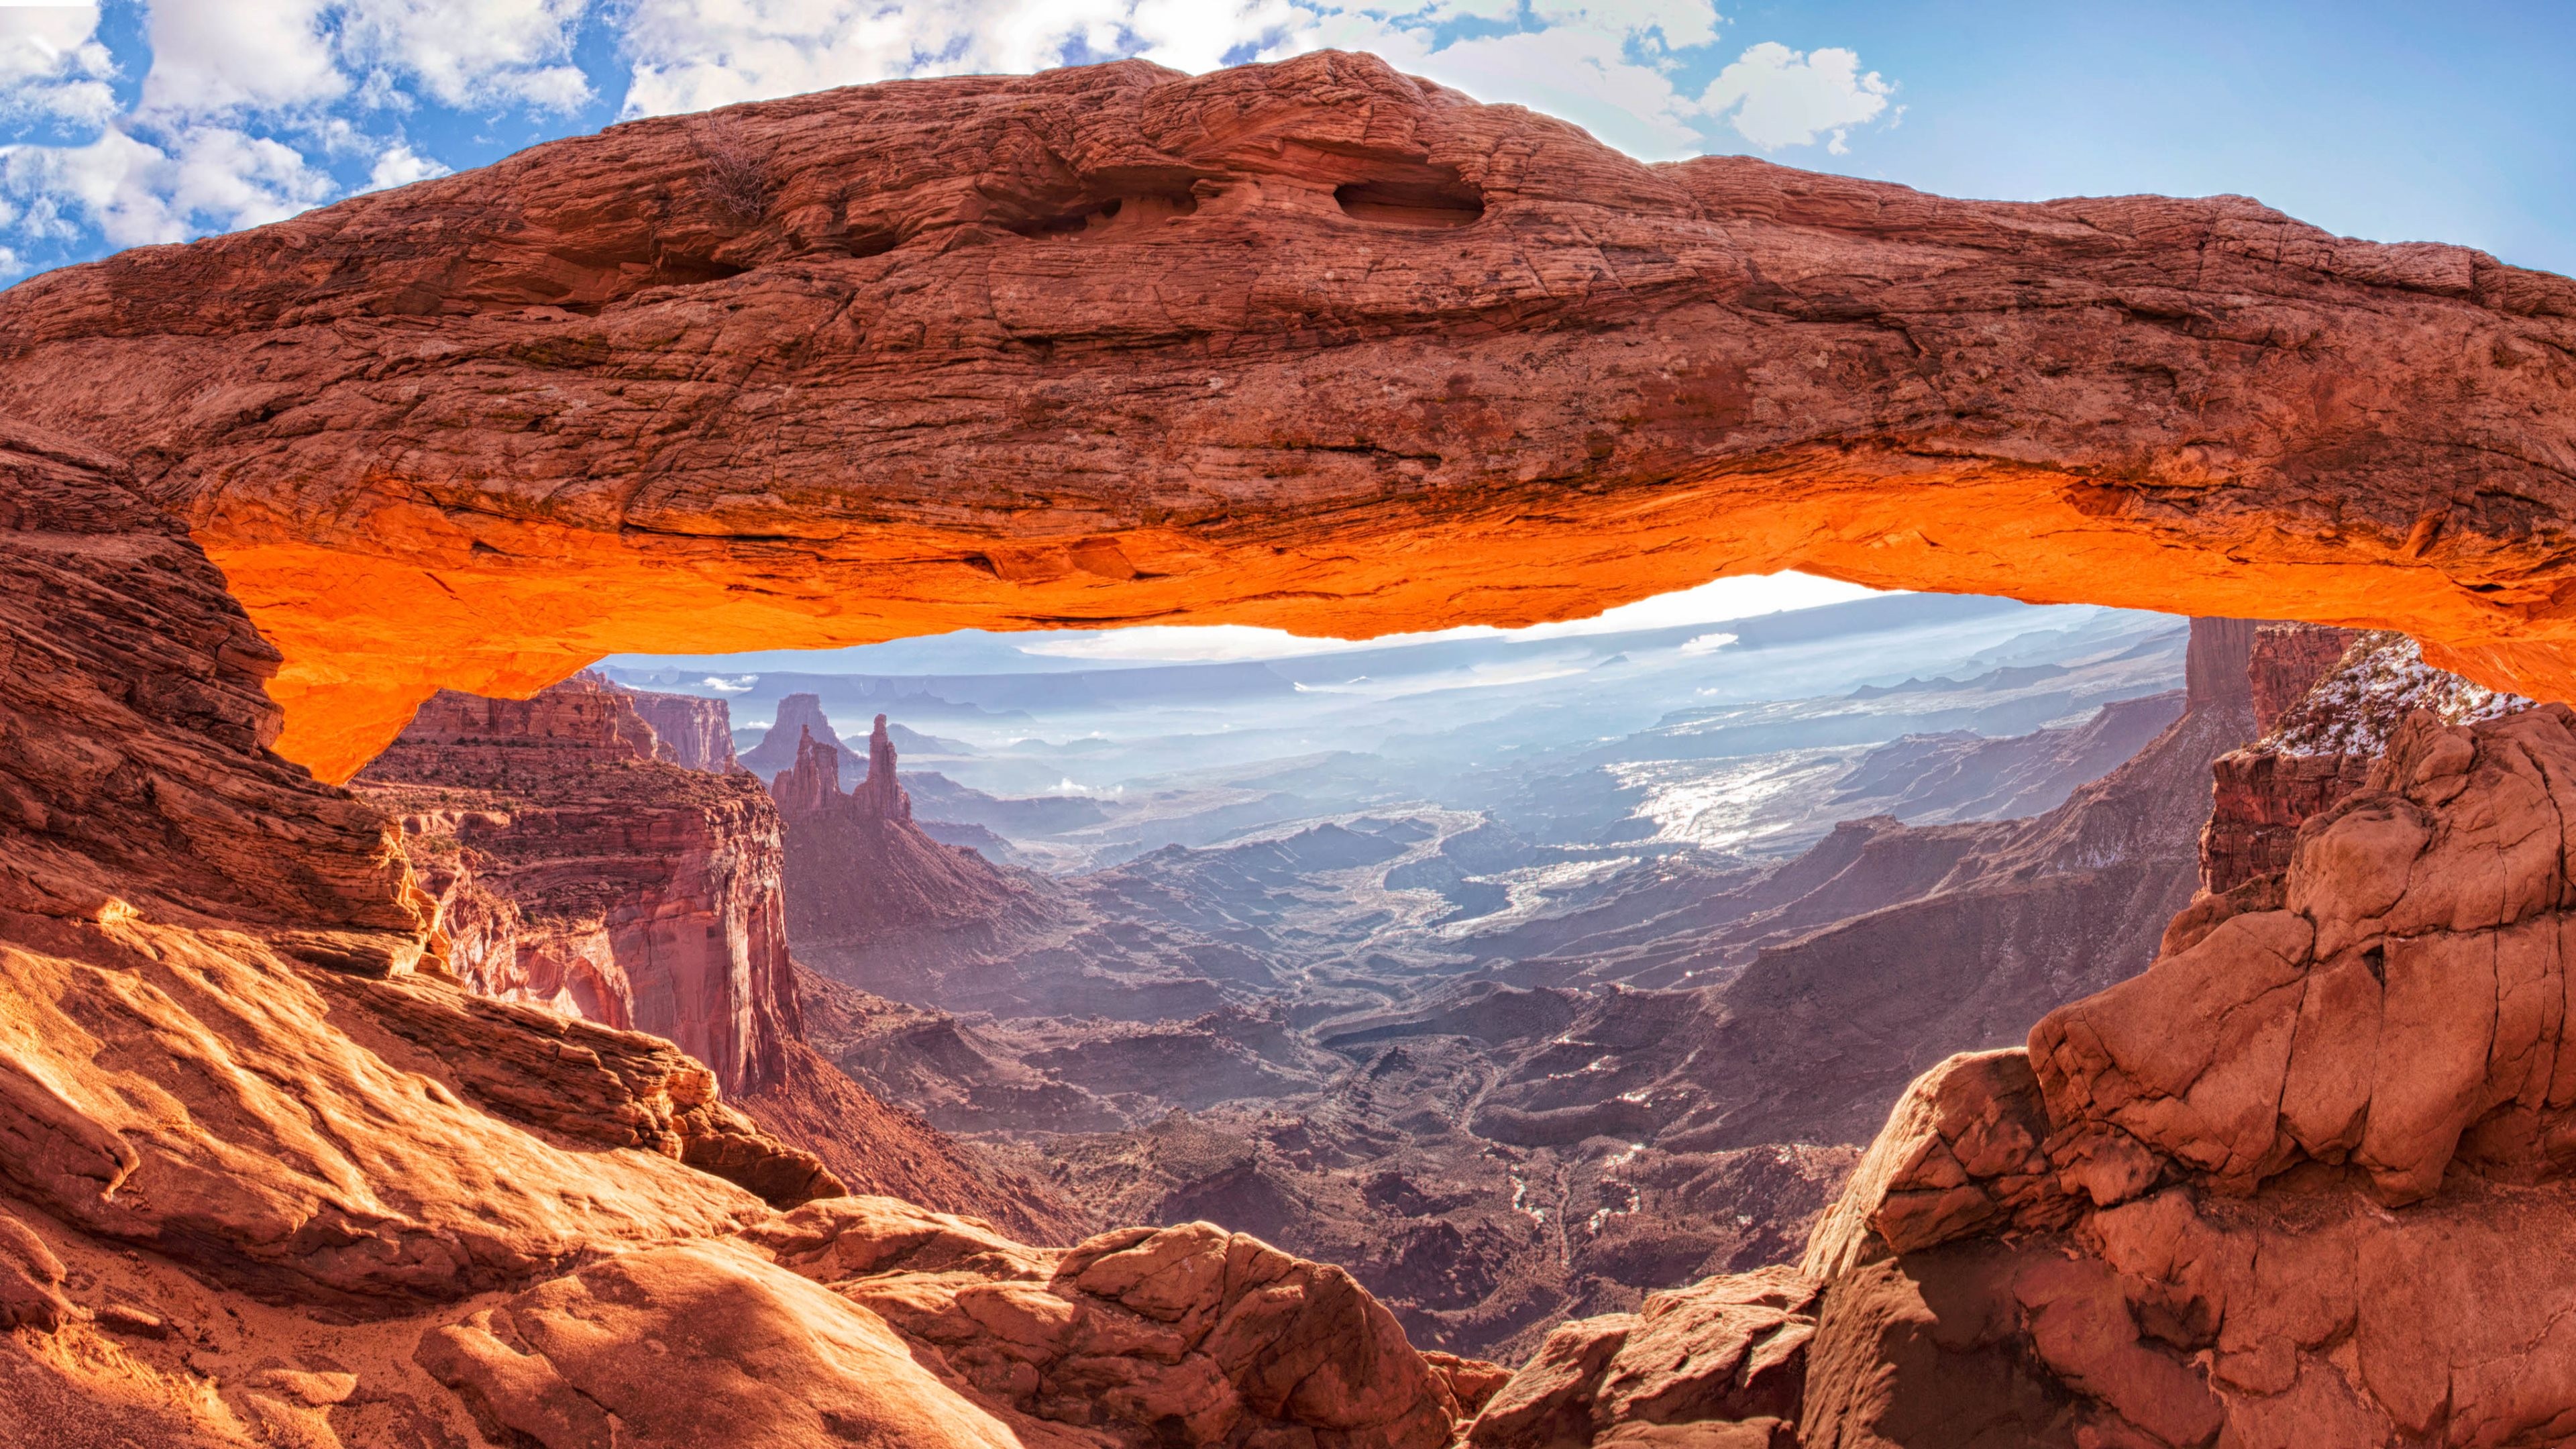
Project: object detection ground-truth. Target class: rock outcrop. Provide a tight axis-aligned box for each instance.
[772,718,1029,948]
[1466,1266,1817,1448]
[358,675,1075,1241]
[1782,701,2576,1447]
[0,426,813,1320]
[623,685,737,771]
[741,1197,1474,1449]
[356,672,800,1093]
[0,55,2567,778]
[2200,628,2530,897]
[739,692,861,775]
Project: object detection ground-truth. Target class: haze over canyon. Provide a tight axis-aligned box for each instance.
[0,45,2573,1449]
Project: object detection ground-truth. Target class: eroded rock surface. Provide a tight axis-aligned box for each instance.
[741,1196,1474,1449]
[1797,700,2576,1446]
[2200,629,2530,902]
[1,55,2567,777]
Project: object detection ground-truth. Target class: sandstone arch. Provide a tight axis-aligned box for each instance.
[1,52,2569,781]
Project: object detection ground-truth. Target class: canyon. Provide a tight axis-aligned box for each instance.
[743,614,2311,1364]
[0,48,2573,1449]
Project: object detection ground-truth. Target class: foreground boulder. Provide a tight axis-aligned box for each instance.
[1467,1266,1817,1448]
[749,1198,1470,1449]
[1796,699,2576,1446]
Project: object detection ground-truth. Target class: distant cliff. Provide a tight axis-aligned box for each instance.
[623,686,737,771]
[356,672,799,1093]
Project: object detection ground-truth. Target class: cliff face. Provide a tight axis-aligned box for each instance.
[356,674,800,1094]
[1767,700,2576,1449]
[354,679,1075,1240]
[2,56,2567,779]
[0,425,885,1444]
[623,686,737,771]
[2201,627,2530,897]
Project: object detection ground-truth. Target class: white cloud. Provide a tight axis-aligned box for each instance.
[140,0,347,119]
[4,124,335,247]
[0,4,117,128]
[336,0,594,111]
[1696,40,1890,152]
[137,0,590,122]
[616,0,1298,117]
[364,137,449,190]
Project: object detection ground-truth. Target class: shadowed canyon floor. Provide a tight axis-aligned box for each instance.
[4,46,2576,1449]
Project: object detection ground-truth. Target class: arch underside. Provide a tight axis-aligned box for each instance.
[0,52,2568,781]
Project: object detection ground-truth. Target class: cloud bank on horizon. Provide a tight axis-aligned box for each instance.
[0,0,1894,279]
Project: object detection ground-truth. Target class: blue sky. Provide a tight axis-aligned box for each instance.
[3,0,2571,282]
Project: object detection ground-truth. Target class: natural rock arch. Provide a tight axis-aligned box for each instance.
[1,51,2570,781]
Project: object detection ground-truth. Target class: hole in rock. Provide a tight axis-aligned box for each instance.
[1007,191,1201,239]
[1334,176,1485,228]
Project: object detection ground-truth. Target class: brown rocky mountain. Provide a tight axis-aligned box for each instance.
[356,673,800,1093]
[353,674,1073,1241]
[7,48,2576,1449]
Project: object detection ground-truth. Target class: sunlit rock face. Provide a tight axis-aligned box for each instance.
[354,672,800,1095]
[0,53,2568,779]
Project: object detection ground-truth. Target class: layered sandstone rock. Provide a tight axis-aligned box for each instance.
[0,421,424,969]
[623,685,737,771]
[0,435,816,1325]
[1466,1267,1817,1448]
[356,672,800,1093]
[358,676,1075,1241]
[1792,701,2576,1447]
[743,1197,1473,1449]
[0,56,2567,778]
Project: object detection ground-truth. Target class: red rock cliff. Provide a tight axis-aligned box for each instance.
[2200,628,2528,896]
[623,686,738,771]
[356,672,801,1094]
